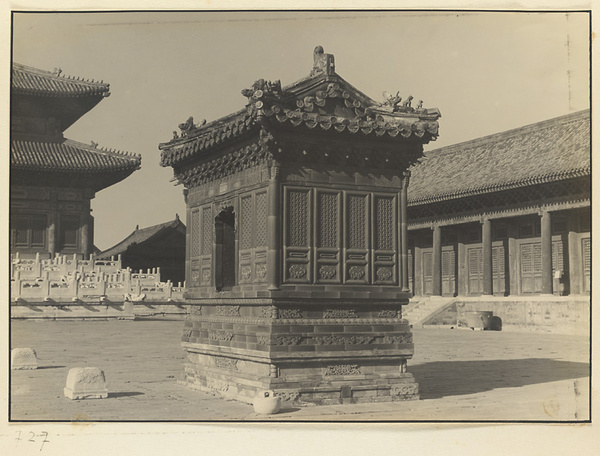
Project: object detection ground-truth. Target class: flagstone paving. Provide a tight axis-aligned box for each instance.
[10,319,590,422]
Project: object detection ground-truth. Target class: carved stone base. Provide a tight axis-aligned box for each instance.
[179,298,419,405]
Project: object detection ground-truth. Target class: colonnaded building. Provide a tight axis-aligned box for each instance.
[10,63,141,259]
[405,109,590,328]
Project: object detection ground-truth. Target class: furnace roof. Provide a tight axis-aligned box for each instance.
[159,46,441,168]
[408,109,590,206]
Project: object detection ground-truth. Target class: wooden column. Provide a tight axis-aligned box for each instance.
[400,171,410,292]
[432,225,442,296]
[267,163,281,291]
[541,210,553,294]
[81,215,90,258]
[482,217,493,295]
[567,214,581,295]
[414,242,423,296]
[183,189,191,288]
[47,211,57,257]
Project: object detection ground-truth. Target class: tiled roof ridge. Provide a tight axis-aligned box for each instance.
[159,46,441,166]
[423,109,590,158]
[63,138,142,162]
[12,62,110,97]
[409,166,590,206]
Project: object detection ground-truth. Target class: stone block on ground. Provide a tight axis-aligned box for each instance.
[11,348,38,370]
[64,367,108,399]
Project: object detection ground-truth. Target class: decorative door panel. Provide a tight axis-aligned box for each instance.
[237,192,269,284]
[519,241,542,294]
[345,193,370,284]
[372,194,397,285]
[238,194,254,284]
[492,244,506,295]
[467,247,483,295]
[422,250,433,296]
[315,191,341,283]
[284,187,312,283]
[441,247,456,296]
[582,237,590,293]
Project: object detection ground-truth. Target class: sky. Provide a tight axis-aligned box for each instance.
[11,11,590,251]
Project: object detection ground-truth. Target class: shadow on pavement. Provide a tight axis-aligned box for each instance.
[411,358,589,399]
[108,392,145,398]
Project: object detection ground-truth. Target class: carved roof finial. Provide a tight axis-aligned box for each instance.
[311,45,335,76]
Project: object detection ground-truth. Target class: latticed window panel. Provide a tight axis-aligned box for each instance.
[583,238,591,271]
[240,196,253,250]
[318,192,338,248]
[30,216,46,246]
[190,210,201,257]
[442,250,455,277]
[255,192,268,247]
[13,217,29,245]
[520,243,542,274]
[288,190,310,247]
[201,206,212,255]
[492,246,505,276]
[348,194,367,249]
[552,240,564,272]
[468,248,483,276]
[375,196,394,250]
[61,216,79,248]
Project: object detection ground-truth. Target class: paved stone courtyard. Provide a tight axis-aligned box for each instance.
[10,319,590,422]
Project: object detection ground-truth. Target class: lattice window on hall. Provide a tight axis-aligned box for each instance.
[30,216,46,247]
[583,238,590,271]
[190,209,200,257]
[492,246,505,275]
[255,192,268,247]
[288,190,309,247]
[61,216,79,249]
[13,216,29,246]
[348,194,367,249]
[469,248,482,275]
[201,206,212,255]
[318,192,338,248]
[552,241,564,272]
[240,195,253,250]
[375,196,394,250]
[423,252,433,278]
[442,250,455,277]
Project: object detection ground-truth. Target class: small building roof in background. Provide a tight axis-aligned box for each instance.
[97,217,186,260]
[408,109,590,206]
[12,62,110,98]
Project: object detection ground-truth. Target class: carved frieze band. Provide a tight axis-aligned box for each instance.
[313,335,375,345]
[325,364,361,376]
[323,308,358,318]
[209,331,234,341]
[214,357,239,370]
[215,305,241,316]
[390,384,418,397]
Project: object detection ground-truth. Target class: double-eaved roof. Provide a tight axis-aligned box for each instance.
[408,109,590,206]
[11,62,141,190]
[12,62,110,98]
[160,46,441,169]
